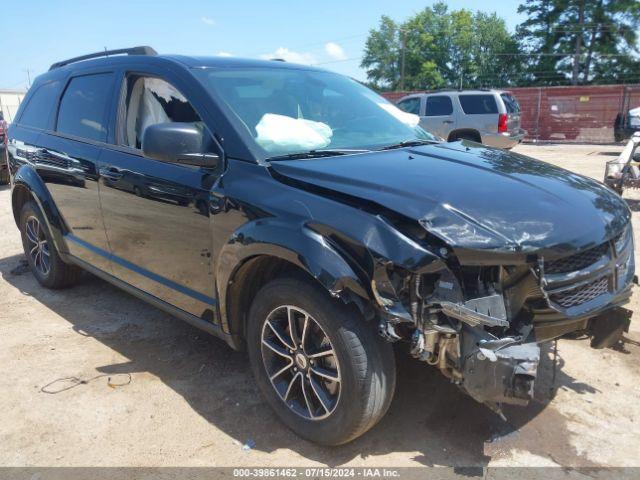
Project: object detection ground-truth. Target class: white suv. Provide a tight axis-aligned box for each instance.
[396,89,525,149]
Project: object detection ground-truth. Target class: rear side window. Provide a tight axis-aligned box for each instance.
[18,81,61,130]
[397,97,421,115]
[459,94,498,115]
[425,96,453,116]
[57,73,114,142]
[500,93,521,114]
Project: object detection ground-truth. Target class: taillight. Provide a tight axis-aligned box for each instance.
[498,113,508,133]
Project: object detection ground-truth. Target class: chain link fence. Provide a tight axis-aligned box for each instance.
[382,84,640,144]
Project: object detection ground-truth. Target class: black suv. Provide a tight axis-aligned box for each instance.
[6,47,635,445]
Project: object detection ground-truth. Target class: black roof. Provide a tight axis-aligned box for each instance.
[45,46,322,76]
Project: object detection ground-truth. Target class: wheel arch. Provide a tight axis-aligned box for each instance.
[218,222,375,348]
[11,165,69,256]
[447,128,482,143]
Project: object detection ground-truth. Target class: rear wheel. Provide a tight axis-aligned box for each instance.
[450,131,481,143]
[247,276,396,445]
[19,201,82,289]
[0,166,9,185]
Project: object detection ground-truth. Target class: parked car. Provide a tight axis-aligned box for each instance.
[614,107,640,143]
[0,111,8,184]
[396,89,525,149]
[7,47,635,445]
[604,132,640,195]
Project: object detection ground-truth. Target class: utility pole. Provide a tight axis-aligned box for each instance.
[571,0,585,85]
[400,28,406,91]
[23,68,31,89]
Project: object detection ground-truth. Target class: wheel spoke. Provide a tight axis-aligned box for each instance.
[283,371,302,402]
[287,306,300,347]
[309,376,332,414]
[266,320,295,351]
[26,220,39,244]
[310,366,340,383]
[307,347,335,359]
[262,337,293,360]
[29,244,39,257]
[270,360,294,381]
[300,376,315,419]
[41,251,50,274]
[300,314,310,352]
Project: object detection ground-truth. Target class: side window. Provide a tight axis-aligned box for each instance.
[57,73,114,142]
[500,93,521,114]
[122,75,204,149]
[459,94,498,115]
[18,81,61,130]
[425,96,453,116]
[397,98,421,115]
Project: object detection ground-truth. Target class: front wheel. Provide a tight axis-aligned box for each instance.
[247,276,396,445]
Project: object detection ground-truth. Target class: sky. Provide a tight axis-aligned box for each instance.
[1,0,525,90]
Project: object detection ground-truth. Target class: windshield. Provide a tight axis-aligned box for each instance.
[193,67,437,159]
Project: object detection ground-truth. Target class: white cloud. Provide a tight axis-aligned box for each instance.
[260,47,316,65]
[201,16,216,26]
[216,51,233,57]
[324,42,346,60]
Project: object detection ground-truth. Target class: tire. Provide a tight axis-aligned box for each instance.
[247,276,396,445]
[0,166,8,185]
[450,132,481,143]
[19,201,82,289]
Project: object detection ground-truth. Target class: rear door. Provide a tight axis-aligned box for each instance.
[500,92,522,134]
[19,72,115,272]
[457,93,499,134]
[98,69,220,318]
[420,95,455,139]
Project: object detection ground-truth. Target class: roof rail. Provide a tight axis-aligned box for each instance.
[49,46,157,71]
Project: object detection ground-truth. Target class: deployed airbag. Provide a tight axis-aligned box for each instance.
[255,114,333,152]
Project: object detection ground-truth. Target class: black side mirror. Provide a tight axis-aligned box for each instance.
[142,122,219,168]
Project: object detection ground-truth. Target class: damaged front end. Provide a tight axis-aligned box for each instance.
[374,224,636,415]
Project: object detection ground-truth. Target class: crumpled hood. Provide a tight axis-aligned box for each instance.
[270,142,630,257]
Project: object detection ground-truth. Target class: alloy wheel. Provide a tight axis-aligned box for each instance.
[261,305,341,420]
[25,216,51,277]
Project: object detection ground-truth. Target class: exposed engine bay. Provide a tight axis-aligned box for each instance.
[374,224,636,416]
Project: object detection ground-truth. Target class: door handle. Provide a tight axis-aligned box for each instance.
[100,167,123,180]
[442,120,454,124]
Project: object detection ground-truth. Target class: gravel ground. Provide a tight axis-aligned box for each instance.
[0,144,639,467]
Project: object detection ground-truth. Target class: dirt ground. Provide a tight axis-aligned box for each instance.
[0,144,639,468]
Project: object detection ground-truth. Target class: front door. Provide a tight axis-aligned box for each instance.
[98,72,221,319]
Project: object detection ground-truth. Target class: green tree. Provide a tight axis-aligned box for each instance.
[361,2,525,91]
[360,15,401,90]
[517,0,640,85]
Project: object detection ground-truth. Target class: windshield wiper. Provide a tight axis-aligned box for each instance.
[379,139,437,151]
[266,149,370,161]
